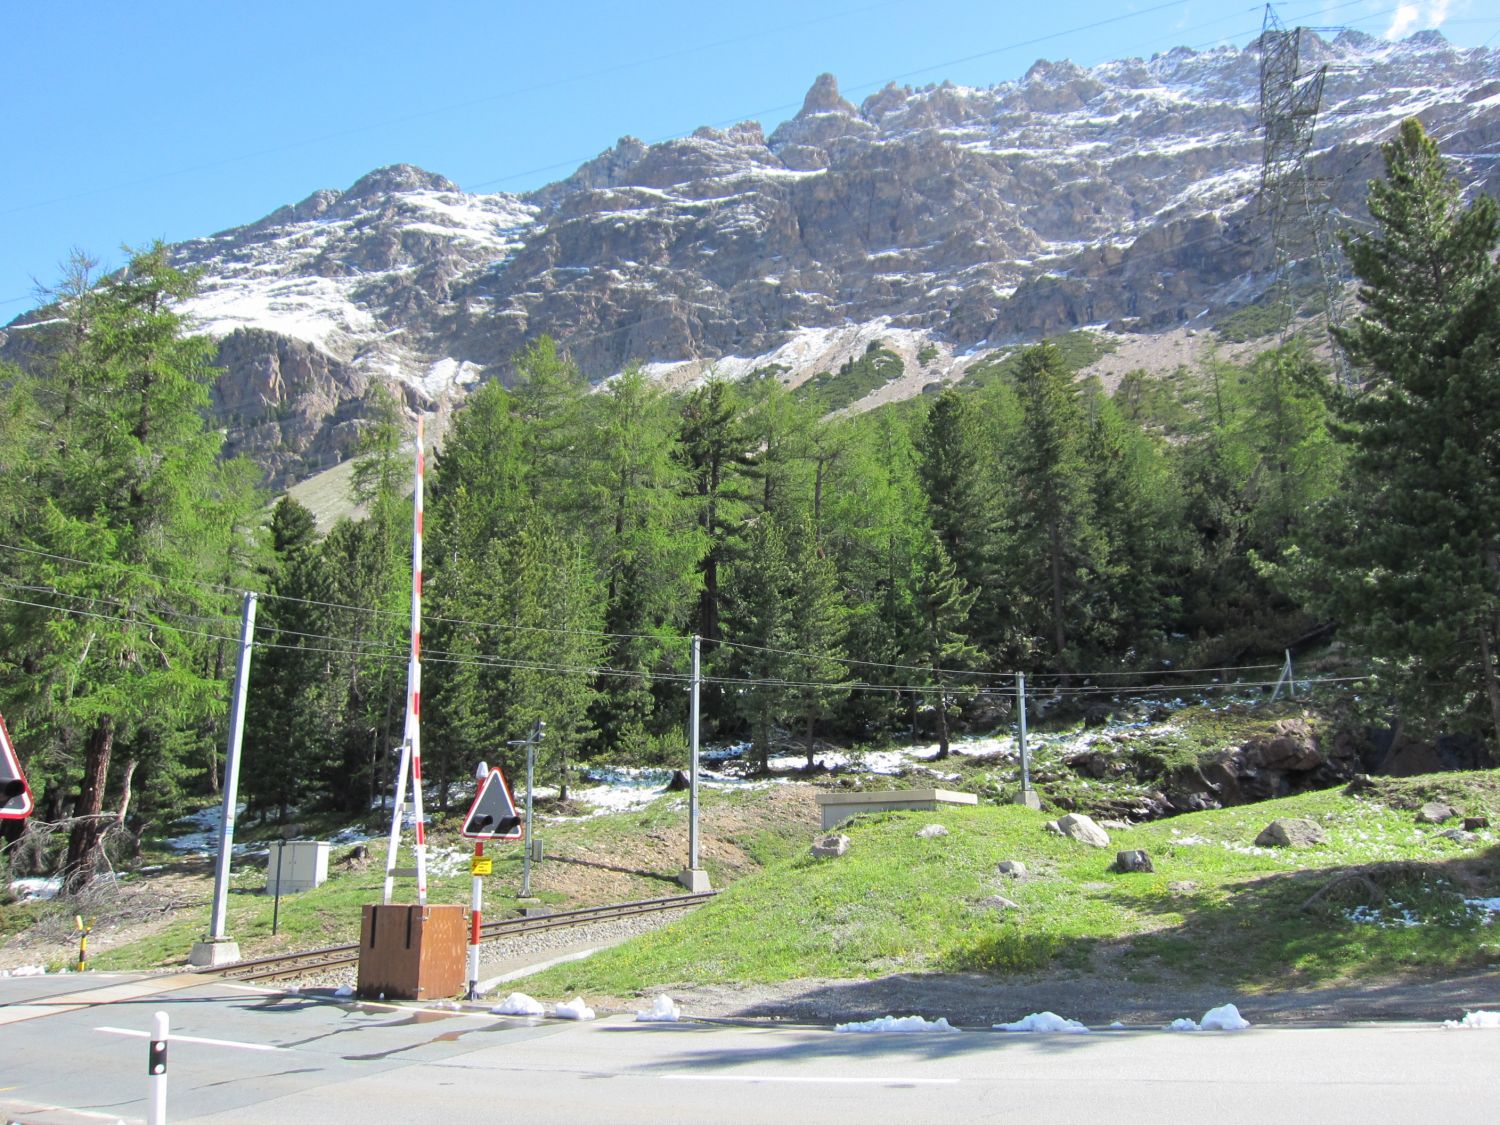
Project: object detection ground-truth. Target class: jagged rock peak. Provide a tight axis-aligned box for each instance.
[1023,58,1090,84]
[798,73,856,117]
[344,164,458,199]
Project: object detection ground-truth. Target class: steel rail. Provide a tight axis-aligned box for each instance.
[198,891,715,983]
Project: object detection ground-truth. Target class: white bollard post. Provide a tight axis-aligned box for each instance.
[147,1010,169,1125]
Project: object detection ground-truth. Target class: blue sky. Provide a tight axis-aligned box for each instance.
[4,1,1495,313]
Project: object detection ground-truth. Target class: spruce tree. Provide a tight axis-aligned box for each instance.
[1302,118,1500,741]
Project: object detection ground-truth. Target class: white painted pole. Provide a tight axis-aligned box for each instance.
[208,592,256,942]
[408,419,429,907]
[381,740,411,905]
[147,1010,169,1125]
[689,634,701,871]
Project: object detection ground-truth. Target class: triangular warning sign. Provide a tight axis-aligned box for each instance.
[0,712,34,821]
[460,767,522,840]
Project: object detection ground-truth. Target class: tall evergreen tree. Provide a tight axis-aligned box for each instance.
[1004,343,1105,668]
[0,246,261,888]
[908,534,982,758]
[1296,118,1500,741]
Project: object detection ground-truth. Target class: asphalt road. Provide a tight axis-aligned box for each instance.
[2,973,1498,1124]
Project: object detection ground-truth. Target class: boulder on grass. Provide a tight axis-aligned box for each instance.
[1115,849,1155,873]
[996,860,1028,878]
[811,834,850,858]
[1254,818,1326,848]
[1055,813,1111,848]
[1415,801,1458,825]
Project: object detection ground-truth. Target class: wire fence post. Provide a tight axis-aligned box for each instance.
[1272,649,1294,701]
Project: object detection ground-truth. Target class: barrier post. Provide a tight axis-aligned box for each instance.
[147,1010,169,1125]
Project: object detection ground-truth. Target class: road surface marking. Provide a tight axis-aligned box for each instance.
[664,1074,959,1085]
[96,1026,288,1052]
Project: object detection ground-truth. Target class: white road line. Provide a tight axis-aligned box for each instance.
[663,1075,959,1085]
[0,1095,138,1122]
[95,1026,288,1052]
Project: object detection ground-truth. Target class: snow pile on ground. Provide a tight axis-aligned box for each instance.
[835,1014,958,1033]
[491,992,547,1017]
[995,1011,1090,1033]
[333,985,354,998]
[554,997,596,1021]
[1200,1003,1251,1030]
[635,995,682,1022]
[1,965,47,977]
[8,877,62,902]
[1443,1010,1500,1029]
[1166,1003,1251,1031]
[1466,897,1500,923]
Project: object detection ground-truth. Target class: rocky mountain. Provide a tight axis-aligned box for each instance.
[5,30,1498,486]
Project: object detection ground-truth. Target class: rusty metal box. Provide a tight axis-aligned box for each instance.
[356,903,465,1001]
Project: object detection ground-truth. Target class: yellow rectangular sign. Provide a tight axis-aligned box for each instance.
[471,856,493,876]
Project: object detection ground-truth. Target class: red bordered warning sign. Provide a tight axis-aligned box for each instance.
[460,766,522,840]
[0,712,34,821]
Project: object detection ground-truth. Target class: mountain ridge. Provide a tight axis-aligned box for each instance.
[4,30,1497,487]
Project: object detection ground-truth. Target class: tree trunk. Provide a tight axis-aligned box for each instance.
[1478,623,1500,756]
[1048,519,1067,661]
[805,711,816,771]
[934,675,951,759]
[64,715,115,892]
[116,756,140,860]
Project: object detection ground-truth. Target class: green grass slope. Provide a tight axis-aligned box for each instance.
[525,772,1500,1000]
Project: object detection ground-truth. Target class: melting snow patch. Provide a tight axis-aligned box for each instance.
[836,1015,957,1033]
[1466,897,1500,924]
[554,997,596,1021]
[1167,1004,1250,1031]
[1,965,47,977]
[492,992,546,1017]
[333,985,355,998]
[635,995,682,1022]
[1200,1003,1251,1030]
[8,877,62,902]
[994,1011,1089,1033]
[1443,1010,1500,1029]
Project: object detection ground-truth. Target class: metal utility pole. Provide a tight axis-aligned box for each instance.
[689,634,701,869]
[1012,671,1040,809]
[191,591,256,967]
[513,720,544,899]
[1258,4,1351,385]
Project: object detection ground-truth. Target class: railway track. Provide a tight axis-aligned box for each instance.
[198,891,715,984]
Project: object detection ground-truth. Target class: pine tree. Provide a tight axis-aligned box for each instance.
[908,534,982,758]
[1300,118,1500,741]
[677,377,759,730]
[0,246,261,888]
[581,366,704,754]
[723,517,795,772]
[782,518,851,769]
[1004,343,1105,668]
